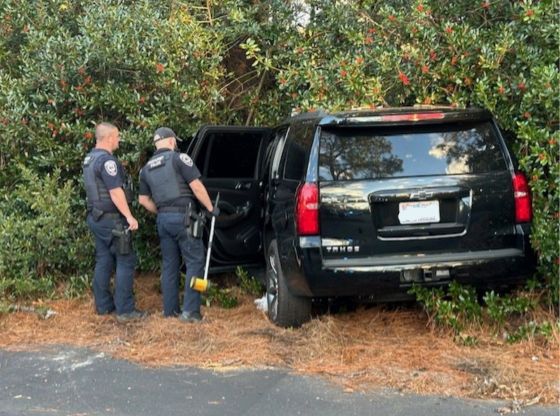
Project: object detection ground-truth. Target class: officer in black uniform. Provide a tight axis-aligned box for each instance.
[138,127,218,323]
[83,122,146,322]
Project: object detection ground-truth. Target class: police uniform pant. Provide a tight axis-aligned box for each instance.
[156,212,203,317]
[86,214,137,315]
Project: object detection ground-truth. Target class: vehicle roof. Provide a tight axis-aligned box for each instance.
[281,106,493,127]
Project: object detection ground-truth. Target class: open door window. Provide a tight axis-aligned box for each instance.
[190,126,272,269]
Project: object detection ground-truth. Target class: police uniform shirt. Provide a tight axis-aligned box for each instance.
[138,149,201,201]
[85,149,125,212]
[95,149,125,191]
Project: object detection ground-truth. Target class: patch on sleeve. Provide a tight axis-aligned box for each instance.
[104,160,118,176]
[179,153,193,167]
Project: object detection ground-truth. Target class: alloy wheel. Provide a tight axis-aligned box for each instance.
[267,253,279,320]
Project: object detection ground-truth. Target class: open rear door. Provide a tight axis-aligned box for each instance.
[190,126,272,269]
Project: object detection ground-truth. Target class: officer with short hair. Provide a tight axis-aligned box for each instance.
[83,122,146,322]
[138,127,218,323]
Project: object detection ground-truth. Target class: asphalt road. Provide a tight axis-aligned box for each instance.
[0,347,556,416]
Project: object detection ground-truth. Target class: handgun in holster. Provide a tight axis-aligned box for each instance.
[112,223,132,255]
[184,202,206,239]
[91,207,104,222]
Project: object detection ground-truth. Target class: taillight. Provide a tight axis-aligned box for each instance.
[512,172,532,223]
[295,182,319,235]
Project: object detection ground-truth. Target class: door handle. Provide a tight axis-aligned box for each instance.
[235,201,252,218]
[235,181,252,190]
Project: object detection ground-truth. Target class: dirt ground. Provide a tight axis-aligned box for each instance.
[1,273,558,407]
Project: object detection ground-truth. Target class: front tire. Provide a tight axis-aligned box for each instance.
[266,240,312,328]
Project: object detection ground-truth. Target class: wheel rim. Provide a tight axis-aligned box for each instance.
[267,253,278,320]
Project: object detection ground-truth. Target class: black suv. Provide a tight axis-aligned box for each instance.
[187,107,535,327]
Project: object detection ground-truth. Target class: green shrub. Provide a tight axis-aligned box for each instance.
[235,266,263,297]
[505,320,556,344]
[483,290,536,329]
[203,285,239,309]
[63,274,91,299]
[0,277,56,301]
[410,281,558,344]
[0,1,557,305]
[0,0,227,298]
[409,282,481,336]
[0,166,92,299]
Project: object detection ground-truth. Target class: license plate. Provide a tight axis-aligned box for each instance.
[398,200,440,225]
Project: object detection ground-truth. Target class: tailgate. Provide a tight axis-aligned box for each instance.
[317,121,518,260]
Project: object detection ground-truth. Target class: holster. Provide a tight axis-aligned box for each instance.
[112,223,132,255]
[184,202,205,239]
[91,207,104,222]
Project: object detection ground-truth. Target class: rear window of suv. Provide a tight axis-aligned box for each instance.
[318,121,506,181]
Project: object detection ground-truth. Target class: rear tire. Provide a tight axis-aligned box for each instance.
[266,240,312,328]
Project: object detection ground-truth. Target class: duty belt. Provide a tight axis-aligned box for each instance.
[158,206,185,213]
[101,212,123,219]
[88,210,122,220]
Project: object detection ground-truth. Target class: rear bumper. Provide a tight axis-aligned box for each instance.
[289,245,535,298]
[321,248,526,272]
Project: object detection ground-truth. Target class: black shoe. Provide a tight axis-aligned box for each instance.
[178,311,202,323]
[162,310,181,318]
[97,308,115,316]
[116,309,148,323]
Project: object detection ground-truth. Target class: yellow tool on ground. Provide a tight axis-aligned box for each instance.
[190,194,219,292]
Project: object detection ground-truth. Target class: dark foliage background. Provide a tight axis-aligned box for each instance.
[0,0,557,303]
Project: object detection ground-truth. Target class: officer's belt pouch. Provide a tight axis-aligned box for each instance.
[112,225,132,255]
[191,217,204,239]
[185,203,204,239]
[91,207,104,222]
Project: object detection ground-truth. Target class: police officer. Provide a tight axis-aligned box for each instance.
[83,122,146,322]
[138,127,218,323]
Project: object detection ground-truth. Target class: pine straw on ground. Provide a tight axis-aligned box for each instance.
[0,274,558,405]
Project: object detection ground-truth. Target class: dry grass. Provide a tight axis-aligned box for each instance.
[1,274,558,405]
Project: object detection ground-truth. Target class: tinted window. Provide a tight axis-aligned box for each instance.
[283,122,315,180]
[204,132,262,178]
[319,122,506,181]
[194,135,210,171]
[181,135,195,154]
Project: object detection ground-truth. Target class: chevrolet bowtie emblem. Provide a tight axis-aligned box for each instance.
[410,191,434,200]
